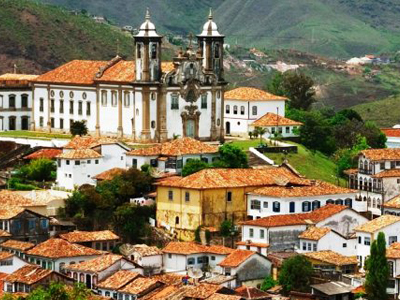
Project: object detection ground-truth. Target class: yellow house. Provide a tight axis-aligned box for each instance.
[156,167,309,241]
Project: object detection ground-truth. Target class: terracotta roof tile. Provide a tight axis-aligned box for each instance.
[0,231,11,238]
[381,128,400,138]
[0,252,13,261]
[157,167,309,189]
[0,207,25,220]
[250,181,355,198]
[372,169,400,178]
[303,250,358,266]
[144,285,181,300]
[298,227,331,241]
[64,254,125,273]
[94,60,135,83]
[1,240,35,251]
[97,270,141,290]
[4,265,52,285]
[57,149,102,159]
[236,241,269,248]
[360,149,400,161]
[241,204,349,227]
[150,273,185,285]
[225,87,288,101]
[183,283,222,299]
[24,148,62,160]
[60,230,119,243]
[127,137,219,157]
[252,113,303,127]
[218,249,255,268]
[118,277,160,295]
[0,73,38,88]
[64,136,118,149]
[343,168,358,176]
[26,238,102,258]
[235,286,272,299]
[0,190,38,207]
[383,195,400,209]
[207,294,243,300]
[386,243,400,259]
[354,215,400,233]
[94,168,125,181]
[162,242,234,255]
[121,244,163,257]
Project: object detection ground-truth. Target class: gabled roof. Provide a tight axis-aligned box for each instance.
[386,242,400,259]
[162,242,234,255]
[235,286,272,299]
[207,294,243,300]
[64,136,120,150]
[0,252,14,261]
[94,168,125,181]
[57,149,102,159]
[241,204,349,228]
[303,251,358,266]
[26,238,102,258]
[60,230,119,243]
[360,148,400,161]
[1,240,35,252]
[0,73,38,88]
[64,254,129,273]
[157,167,310,190]
[218,249,255,268]
[121,244,163,257]
[23,148,62,160]
[183,283,223,299]
[118,277,160,295]
[126,137,219,157]
[0,207,26,220]
[354,215,400,233]
[372,169,400,178]
[4,265,52,284]
[251,113,303,127]
[298,227,331,241]
[383,195,400,209]
[225,87,288,101]
[97,270,141,290]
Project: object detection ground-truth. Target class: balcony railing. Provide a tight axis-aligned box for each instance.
[359,168,373,175]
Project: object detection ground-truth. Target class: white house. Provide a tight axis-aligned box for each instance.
[120,244,163,275]
[385,242,400,297]
[126,137,219,174]
[238,204,368,254]
[354,215,400,269]
[246,180,357,219]
[55,136,129,190]
[0,73,37,131]
[59,230,120,251]
[381,128,400,148]
[298,227,357,256]
[0,251,28,274]
[0,240,35,260]
[224,87,287,137]
[249,112,303,138]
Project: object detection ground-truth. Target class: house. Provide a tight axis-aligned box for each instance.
[218,249,272,288]
[96,270,142,298]
[354,215,400,269]
[311,281,354,300]
[93,167,125,183]
[162,241,234,273]
[383,242,400,296]
[59,230,120,251]
[23,147,62,160]
[246,180,357,219]
[3,264,73,294]
[120,244,163,275]
[239,204,368,254]
[55,136,130,190]
[0,252,28,274]
[298,227,357,256]
[49,217,76,237]
[63,254,143,290]
[223,87,287,137]
[303,251,358,274]
[383,194,400,215]
[381,128,400,149]
[266,251,297,281]
[0,240,35,259]
[156,167,310,240]
[0,73,38,131]
[117,277,164,300]
[125,137,219,173]
[25,238,102,272]
[249,113,303,139]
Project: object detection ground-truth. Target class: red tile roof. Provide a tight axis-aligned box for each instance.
[372,169,400,178]
[4,265,52,285]
[354,215,400,233]
[252,113,303,127]
[64,254,126,273]
[0,73,38,88]
[1,240,35,251]
[383,195,400,209]
[218,249,255,268]
[381,128,400,138]
[303,250,358,266]
[183,283,222,299]
[0,252,14,261]
[118,277,160,295]
[235,286,272,299]
[163,242,234,255]
[241,204,349,227]
[57,149,102,159]
[94,168,125,181]
[96,270,141,290]
[298,227,331,241]
[236,241,269,248]
[24,148,62,160]
[225,87,288,101]
[64,136,118,149]
[360,149,400,161]
[60,230,119,243]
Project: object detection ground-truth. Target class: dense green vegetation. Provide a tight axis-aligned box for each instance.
[279,255,313,293]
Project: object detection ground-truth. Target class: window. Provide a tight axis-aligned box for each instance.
[95,160,99,164]
[66,160,70,165]
[389,261,394,278]
[151,43,157,59]
[260,229,265,239]
[86,102,91,116]
[57,160,61,168]
[286,127,290,133]
[39,117,43,127]
[249,228,254,238]
[132,159,137,168]
[302,242,307,250]
[39,98,44,112]
[75,160,80,166]
[175,216,179,225]
[364,237,371,245]
[101,91,107,106]
[197,257,204,264]
[251,200,261,210]
[8,95,15,108]
[233,105,238,115]
[252,106,257,115]
[343,243,347,248]
[302,201,311,212]
[226,192,232,202]
[124,92,130,107]
[289,201,295,213]
[76,101,82,115]
[211,256,216,261]
[21,94,28,108]
[171,94,179,109]
[307,243,311,251]
[185,192,190,202]
[87,160,91,164]
[225,105,230,114]
[150,159,158,167]
[50,118,55,128]
[271,127,276,134]
[28,219,35,230]
[240,106,245,115]
[69,101,74,114]
[111,91,117,107]
[312,200,321,210]
[168,191,173,201]
[273,201,280,212]
[263,202,268,208]
[137,43,142,58]
[50,99,55,112]
[313,244,317,251]
[187,258,195,265]
[151,121,156,129]
[201,94,207,109]
[380,162,385,170]
[389,236,398,245]
[215,43,220,58]
[60,100,64,113]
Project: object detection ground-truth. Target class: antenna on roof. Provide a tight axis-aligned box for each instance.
[188,267,203,285]
[13,64,17,74]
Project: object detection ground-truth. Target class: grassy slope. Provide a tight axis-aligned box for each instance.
[0,131,71,140]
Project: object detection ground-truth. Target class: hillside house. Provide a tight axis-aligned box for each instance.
[59,230,120,251]
[96,270,142,298]
[0,240,35,259]
[383,194,400,215]
[303,250,358,274]
[0,252,28,274]
[120,244,163,275]
[249,113,303,139]
[384,242,400,296]
[381,128,400,149]
[117,277,164,300]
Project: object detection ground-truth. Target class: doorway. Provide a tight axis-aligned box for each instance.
[225,122,231,135]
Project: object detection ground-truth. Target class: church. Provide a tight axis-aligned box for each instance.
[30,10,226,142]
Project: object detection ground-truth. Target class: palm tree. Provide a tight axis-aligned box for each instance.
[255,126,267,146]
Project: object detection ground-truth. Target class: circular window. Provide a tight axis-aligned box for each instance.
[151,121,156,129]
[237,122,241,125]
[69,91,74,98]
[59,91,64,98]
[50,90,55,97]
[217,119,220,126]
[82,92,87,100]
[136,109,139,116]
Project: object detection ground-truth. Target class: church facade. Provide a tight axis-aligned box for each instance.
[30,10,226,142]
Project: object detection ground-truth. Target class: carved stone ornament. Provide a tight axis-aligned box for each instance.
[179,79,204,103]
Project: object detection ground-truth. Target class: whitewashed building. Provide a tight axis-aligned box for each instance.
[224,87,287,137]
[383,194,400,215]
[0,73,37,131]
[120,244,163,275]
[381,128,400,148]
[249,112,303,139]
[0,252,28,274]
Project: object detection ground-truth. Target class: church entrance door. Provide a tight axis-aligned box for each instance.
[186,120,195,138]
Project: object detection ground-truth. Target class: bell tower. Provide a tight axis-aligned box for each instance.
[197,9,225,82]
[134,9,162,82]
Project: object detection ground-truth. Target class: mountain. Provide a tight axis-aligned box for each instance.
[37,0,400,58]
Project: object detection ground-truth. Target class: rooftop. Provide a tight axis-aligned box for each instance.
[303,251,358,266]
[235,286,272,299]
[64,136,119,149]
[386,243,400,259]
[225,87,288,101]
[121,244,163,257]
[218,249,255,268]
[57,149,102,159]
[381,128,400,138]
[0,252,13,261]
[360,148,400,161]
[298,227,331,241]
[127,137,219,157]
[118,277,160,295]
[1,240,35,251]
[64,254,126,273]
[383,195,400,209]
[251,113,303,127]
[372,169,400,178]
[241,204,349,228]
[250,180,355,198]
[4,265,52,285]
[311,281,353,296]
[26,238,102,258]
[183,283,222,299]
[0,73,38,88]
[163,242,234,255]
[96,270,141,290]
[60,230,119,243]
[94,168,125,181]
[354,215,400,233]
[23,148,62,160]
[157,167,309,190]
[207,294,243,300]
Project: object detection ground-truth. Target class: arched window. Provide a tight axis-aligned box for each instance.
[345,198,352,208]
[175,216,179,225]
[252,106,257,115]
[215,43,220,58]
[273,201,280,212]
[240,106,245,115]
[335,199,344,205]
[364,178,368,191]
[359,160,363,168]
[8,95,15,108]
[373,198,376,208]
[226,105,230,114]
[151,121,156,129]
[79,273,84,282]
[233,105,238,115]
[312,200,321,210]
[21,94,28,108]
[137,43,142,59]
[302,201,311,212]
[151,43,157,59]
[326,199,334,205]
[367,197,371,207]
[364,161,368,171]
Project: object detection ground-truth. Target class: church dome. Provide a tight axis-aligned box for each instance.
[136,9,161,38]
[198,9,224,37]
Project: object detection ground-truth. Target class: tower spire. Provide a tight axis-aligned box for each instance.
[208,7,213,20]
[146,7,150,20]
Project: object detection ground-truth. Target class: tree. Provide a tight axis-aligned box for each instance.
[260,275,277,291]
[18,158,56,182]
[220,219,237,247]
[182,159,209,177]
[282,71,316,110]
[70,120,88,136]
[279,255,313,293]
[254,127,267,145]
[365,232,389,300]
[214,143,248,168]
[267,72,285,96]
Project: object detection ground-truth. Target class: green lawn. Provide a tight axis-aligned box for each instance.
[229,139,271,150]
[0,131,72,140]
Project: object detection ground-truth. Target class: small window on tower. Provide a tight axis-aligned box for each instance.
[137,44,141,59]
[215,43,220,58]
[151,44,157,59]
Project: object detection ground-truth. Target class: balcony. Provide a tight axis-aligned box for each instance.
[359,168,372,175]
